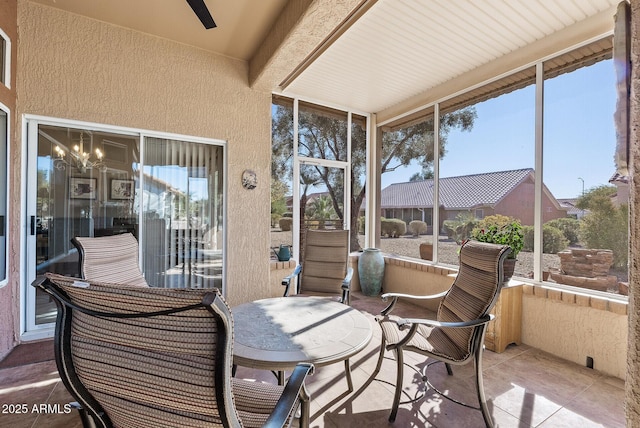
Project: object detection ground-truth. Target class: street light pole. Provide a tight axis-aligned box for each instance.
[578,177,584,196]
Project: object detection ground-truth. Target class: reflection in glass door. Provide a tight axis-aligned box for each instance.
[28,124,141,328]
[25,120,225,335]
[141,137,224,289]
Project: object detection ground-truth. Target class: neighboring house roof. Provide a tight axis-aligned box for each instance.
[557,198,585,217]
[609,172,630,185]
[381,168,536,210]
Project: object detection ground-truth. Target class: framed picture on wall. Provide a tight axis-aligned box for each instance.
[70,177,97,199]
[110,179,134,200]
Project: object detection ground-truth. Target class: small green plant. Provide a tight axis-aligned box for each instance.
[471,215,524,259]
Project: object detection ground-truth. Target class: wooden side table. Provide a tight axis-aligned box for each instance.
[485,282,523,353]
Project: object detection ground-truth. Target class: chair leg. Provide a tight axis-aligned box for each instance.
[344,358,354,392]
[373,335,386,377]
[389,348,404,422]
[475,347,494,428]
[299,385,311,428]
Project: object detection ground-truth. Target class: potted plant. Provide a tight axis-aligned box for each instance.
[470,214,524,282]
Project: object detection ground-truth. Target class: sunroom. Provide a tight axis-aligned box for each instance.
[0,0,638,427]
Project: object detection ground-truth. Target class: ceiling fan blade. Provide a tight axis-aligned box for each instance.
[186,0,216,29]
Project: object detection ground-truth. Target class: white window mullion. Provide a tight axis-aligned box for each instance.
[534,62,544,281]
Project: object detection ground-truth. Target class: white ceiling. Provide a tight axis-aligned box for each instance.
[29,0,621,118]
[29,0,289,60]
[282,0,620,116]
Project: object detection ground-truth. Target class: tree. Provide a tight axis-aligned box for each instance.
[270,180,288,227]
[271,102,477,251]
[576,185,628,268]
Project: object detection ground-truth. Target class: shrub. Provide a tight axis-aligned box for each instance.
[282,212,293,218]
[522,225,534,252]
[580,204,628,268]
[279,217,293,231]
[522,224,569,254]
[546,218,580,245]
[408,220,428,237]
[542,225,569,254]
[471,214,523,258]
[442,213,479,244]
[381,218,406,237]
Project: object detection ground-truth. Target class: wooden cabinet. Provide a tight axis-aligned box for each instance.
[485,283,523,353]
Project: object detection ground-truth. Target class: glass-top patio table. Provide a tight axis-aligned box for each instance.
[232,296,373,391]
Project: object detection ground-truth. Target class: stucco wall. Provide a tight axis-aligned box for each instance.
[522,292,627,379]
[0,0,17,361]
[16,1,272,307]
[627,0,640,423]
[374,257,628,379]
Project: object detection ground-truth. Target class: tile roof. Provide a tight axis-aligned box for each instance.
[381,168,534,209]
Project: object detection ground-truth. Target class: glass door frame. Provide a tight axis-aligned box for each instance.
[0,102,8,288]
[21,115,227,340]
[291,98,352,259]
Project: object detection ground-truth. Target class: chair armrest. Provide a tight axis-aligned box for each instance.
[340,267,354,305]
[342,267,354,290]
[380,290,449,316]
[395,314,494,330]
[282,264,302,297]
[381,291,449,301]
[262,363,314,428]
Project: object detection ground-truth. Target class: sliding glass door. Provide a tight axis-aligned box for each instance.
[24,118,225,336]
[141,137,224,289]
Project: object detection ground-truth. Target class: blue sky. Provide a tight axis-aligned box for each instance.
[381,59,617,199]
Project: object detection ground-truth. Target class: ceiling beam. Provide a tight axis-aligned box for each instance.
[249,0,369,92]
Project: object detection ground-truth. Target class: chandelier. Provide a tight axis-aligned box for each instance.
[54,132,106,173]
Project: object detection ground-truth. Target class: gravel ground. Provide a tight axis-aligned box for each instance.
[270,230,561,279]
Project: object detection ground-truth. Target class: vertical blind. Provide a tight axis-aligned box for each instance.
[142,137,223,289]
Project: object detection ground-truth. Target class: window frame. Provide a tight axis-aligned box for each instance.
[373,35,627,302]
[0,27,11,89]
[0,102,9,287]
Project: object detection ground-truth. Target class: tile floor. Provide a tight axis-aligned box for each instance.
[0,292,625,428]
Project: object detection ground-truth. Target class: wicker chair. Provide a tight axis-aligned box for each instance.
[282,229,353,305]
[374,240,511,427]
[33,273,314,428]
[71,233,149,287]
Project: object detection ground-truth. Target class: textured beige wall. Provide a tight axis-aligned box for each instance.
[627,0,639,423]
[372,259,456,313]
[376,259,628,379]
[522,295,627,379]
[16,1,272,306]
[0,0,17,361]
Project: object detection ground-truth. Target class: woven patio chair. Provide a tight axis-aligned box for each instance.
[282,229,353,305]
[32,273,314,428]
[71,233,149,287]
[374,240,511,427]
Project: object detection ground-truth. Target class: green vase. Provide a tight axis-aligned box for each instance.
[358,248,384,296]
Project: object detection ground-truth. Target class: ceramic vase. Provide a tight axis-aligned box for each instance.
[358,248,384,296]
[502,258,516,284]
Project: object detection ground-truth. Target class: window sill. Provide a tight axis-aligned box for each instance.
[270,259,297,271]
